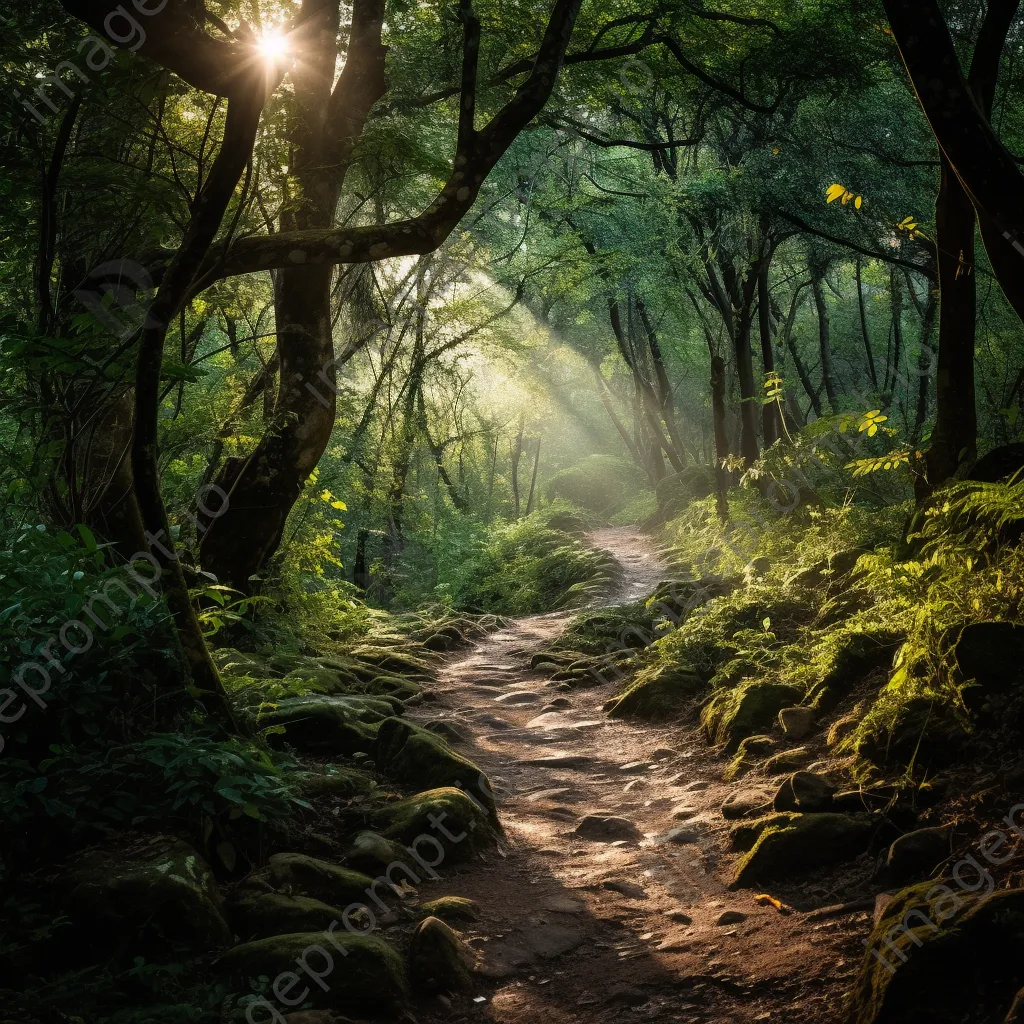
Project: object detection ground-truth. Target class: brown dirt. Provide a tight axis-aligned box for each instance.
[409,527,874,1024]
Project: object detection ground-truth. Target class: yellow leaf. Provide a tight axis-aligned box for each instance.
[855,195,863,209]
[330,500,347,510]
[826,184,846,203]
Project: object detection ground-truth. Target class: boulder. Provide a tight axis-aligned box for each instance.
[773,771,836,813]
[849,885,1024,1023]
[269,854,377,908]
[66,837,230,954]
[954,621,1024,720]
[722,789,774,821]
[731,813,875,888]
[806,629,903,712]
[884,827,952,885]
[341,832,409,874]
[417,896,480,923]
[260,695,393,756]
[373,718,495,813]
[724,734,778,781]
[854,696,968,770]
[423,720,467,744]
[965,443,1024,483]
[227,892,345,940]
[604,661,703,720]
[730,812,801,852]
[371,787,495,860]
[701,681,804,752]
[408,916,475,992]
[217,931,406,1012]
[779,706,815,740]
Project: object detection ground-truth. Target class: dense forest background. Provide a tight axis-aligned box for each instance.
[5,1,1024,1022]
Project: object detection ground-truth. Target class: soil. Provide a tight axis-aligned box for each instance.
[408,528,878,1024]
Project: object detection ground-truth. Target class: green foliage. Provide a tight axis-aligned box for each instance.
[544,455,648,518]
[451,510,621,615]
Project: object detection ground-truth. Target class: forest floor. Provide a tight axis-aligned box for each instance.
[408,527,874,1024]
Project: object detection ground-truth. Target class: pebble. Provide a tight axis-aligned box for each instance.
[495,691,541,704]
[619,761,652,774]
[716,910,748,926]
[602,879,648,900]
[574,815,641,842]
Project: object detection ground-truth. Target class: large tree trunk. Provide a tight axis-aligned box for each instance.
[918,156,978,493]
[201,263,335,588]
[811,272,838,413]
[757,256,780,447]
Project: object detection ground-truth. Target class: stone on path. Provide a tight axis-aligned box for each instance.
[574,814,641,842]
[603,879,648,900]
[495,691,541,705]
[722,789,773,821]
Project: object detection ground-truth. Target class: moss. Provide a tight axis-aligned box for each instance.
[372,787,495,859]
[218,930,407,1011]
[259,695,393,756]
[296,764,375,799]
[848,887,1024,1024]
[408,915,475,993]
[342,832,410,873]
[730,812,876,888]
[417,896,481,923]
[805,628,904,712]
[373,718,495,813]
[66,837,231,954]
[730,812,802,852]
[605,661,703,720]
[227,892,346,940]
[701,680,803,752]
[762,747,811,774]
[268,853,375,907]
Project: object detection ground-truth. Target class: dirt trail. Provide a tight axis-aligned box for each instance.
[412,528,865,1024]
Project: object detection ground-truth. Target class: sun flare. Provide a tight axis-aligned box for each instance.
[257,31,289,60]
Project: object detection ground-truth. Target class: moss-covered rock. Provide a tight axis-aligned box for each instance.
[341,832,410,874]
[296,764,374,799]
[807,629,903,712]
[227,892,346,940]
[729,812,802,851]
[723,734,778,781]
[218,930,407,1012]
[66,836,231,954]
[701,681,804,752]
[408,916,475,992]
[260,695,395,756]
[372,787,495,859]
[373,718,495,813]
[853,695,969,771]
[731,812,875,888]
[773,770,836,813]
[762,746,811,774]
[269,854,377,908]
[884,826,953,885]
[604,661,703,720]
[417,896,480,923]
[848,886,1024,1023]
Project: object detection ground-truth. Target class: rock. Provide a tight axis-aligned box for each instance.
[269,854,379,908]
[372,787,495,859]
[417,896,480,923]
[806,629,904,712]
[666,909,693,924]
[424,720,467,744]
[259,695,392,756]
[373,718,495,813]
[884,827,953,884]
[779,706,815,740]
[716,910,747,926]
[66,837,230,954]
[525,922,585,958]
[227,892,347,940]
[575,815,640,842]
[652,746,679,759]
[722,789,773,821]
[217,931,406,1012]
[849,885,1024,1023]
[409,916,475,993]
[854,696,968,770]
[521,754,594,768]
[543,698,572,710]
[342,832,409,874]
[605,984,649,1006]
[731,812,875,887]
[725,734,779,780]
[494,691,540,705]
[965,442,1024,482]
[473,713,510,730]
[663,823,707,845]
[604,662,703,720]
[763,747,812,774]
[954,621,1024,719]
[526,787,574,802]
[680,780,711,792]
[701,681,804,752]
[773,771,836,813]
[603,880,648,900]
[671,805,700,820]
[730,812,801,852]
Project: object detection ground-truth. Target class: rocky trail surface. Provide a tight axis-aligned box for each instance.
[411,528,869,1024]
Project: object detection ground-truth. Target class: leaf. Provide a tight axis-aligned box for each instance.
[855,196,863,210]
[330,500,347,510]
[826,184,846,203]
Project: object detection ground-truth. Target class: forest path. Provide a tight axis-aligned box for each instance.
[411,527,860,1024]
